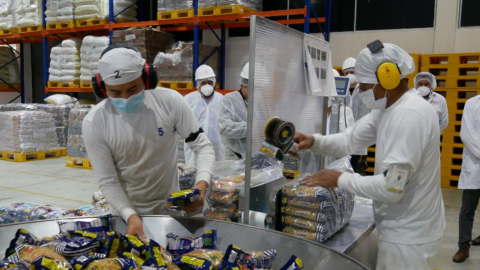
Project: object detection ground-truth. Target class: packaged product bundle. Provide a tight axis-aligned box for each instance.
[66,107,91,158]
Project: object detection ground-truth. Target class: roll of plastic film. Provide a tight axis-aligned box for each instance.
[264,117,295,147]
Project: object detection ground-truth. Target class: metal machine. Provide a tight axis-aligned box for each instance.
[0,216,370,270]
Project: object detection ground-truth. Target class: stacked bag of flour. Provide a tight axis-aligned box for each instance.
[0,46,20,85]
[74,0,138,23]
[49,38,82,83]
[45,0,74,23]
[16,0,42,28]
[0,0,18,31]
[66,107,91,158]
[0,110,60,153]
[80,36,109,83]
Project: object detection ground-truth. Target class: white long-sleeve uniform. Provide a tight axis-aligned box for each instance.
[459,95,480,189]
[310,90,445,263]
[82,88,215,222]
[217,91,247,160]
[427,91,449,133]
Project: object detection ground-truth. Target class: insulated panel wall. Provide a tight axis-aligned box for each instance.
[249,16,325,155]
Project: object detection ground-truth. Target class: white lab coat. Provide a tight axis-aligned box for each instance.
[427,91,449,133]
[184,91,224,167]
[349,85,370,155]
[217,91,248,160]
[326,104,355,134]
[310,90,445,269]
[458,95,480,189]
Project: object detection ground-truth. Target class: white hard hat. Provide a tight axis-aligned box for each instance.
[240,62,249,80]
[195,65,216,81]
[414,72,437,89]
[342,57,356,72]
[332,69,340,77]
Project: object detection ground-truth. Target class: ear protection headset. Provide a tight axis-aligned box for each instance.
[367,40,402,90]
[92,44,158,99]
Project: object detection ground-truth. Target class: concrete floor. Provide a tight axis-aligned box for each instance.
[1,157,480,269]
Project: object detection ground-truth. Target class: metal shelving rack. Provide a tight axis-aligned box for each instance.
[0,0,330,101]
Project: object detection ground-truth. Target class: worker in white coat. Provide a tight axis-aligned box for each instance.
[294,41,445,270]
[414,72,449,133]
[83,45,215,239]
[452,94,480,263]
[184,65,224,166]
[344,58,371,122]
[217,62,249,160]
[342,57,358,107]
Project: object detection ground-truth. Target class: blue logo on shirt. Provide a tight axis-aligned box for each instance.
[158,127,164,136]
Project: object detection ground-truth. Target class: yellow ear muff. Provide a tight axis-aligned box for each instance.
[376,62,401,90]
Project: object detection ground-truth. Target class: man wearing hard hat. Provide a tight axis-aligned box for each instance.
[184,65,224,166]
[217,63,249,160]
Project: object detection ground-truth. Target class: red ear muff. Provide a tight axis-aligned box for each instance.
[92,73,108,99]
[142,63,158,90]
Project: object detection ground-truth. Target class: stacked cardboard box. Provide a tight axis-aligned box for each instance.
[111,27,175,64]
[154,42,220,82]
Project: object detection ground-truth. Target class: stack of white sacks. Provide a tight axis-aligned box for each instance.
[45,0,75,23]
[16,0,43,28]
[49,38,82,83]
[74,0,138,23]
[80,36,109,83]
[0,0,18,31]
[0,47,20,85]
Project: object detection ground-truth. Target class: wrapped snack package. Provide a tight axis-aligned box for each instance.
[4,245,72,269]
[5,229,64,257]
[120,235,148,257]
[178,164,196,191]
[282,226,324,243]
[143,240,167,268]
[217,245,248,270]
[182,250,224,270]
[278,256,304,270]
[281,197,334,211]
[203,211,237,223]
[166,230,217,257]
[84,259,121,270]
[30,256,71,270]
[244,250,277,270]
[98,231,121,258]
[116,252,145,266]
[172,256,212,270]
[282,216,333,233]
[58,214,112,233]
[69,254,99,270]
[166,189,201,208]
[41,237,100,257]
[207,192,239,205]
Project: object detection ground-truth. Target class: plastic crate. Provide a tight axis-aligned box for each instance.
[198,4,257,17]
[441,154,463,167]
[440,143,464,156]
[446,99,467,111]
[421,53,480,65]
[421,64,480,77]
[441,133,463,145]
[157,9,194,20]
[46,20,74,30]
[435,76,480,89]
[434,89,480,100]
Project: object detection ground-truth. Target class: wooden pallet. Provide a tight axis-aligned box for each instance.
[75,18,108,28]
[18,25,42,34]
[66,156,93,170]
[48,81,80,88]
[157,9,194,20]
[158,81,194,90]
[198,4,257,17]
[0,28,18,35]
[80,80,92,89]
[46,20,75,30]
[0,149,63,162]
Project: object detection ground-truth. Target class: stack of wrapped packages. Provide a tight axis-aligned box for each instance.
[80,36,110,83]
[0,0,18,32]
[74,0,138,23]
[35,104,74,148]
[16,0,42,28]
[178,164,196,190]
[111,27,175,64]
[49,38,82,83]
[0,203,63,225]
[45,0,74,24]
[280,157,355,243]
[205,154,283,222]
[157,0,263,12]
[0,46,20,85]
[154,41,219,83]
[66,107,91,158]
[0,110,60,153]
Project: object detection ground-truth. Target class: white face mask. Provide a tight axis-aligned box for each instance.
[346,74,357,85]
[200,84,214,97]
[359,85,387,110]
[417,86,431,97]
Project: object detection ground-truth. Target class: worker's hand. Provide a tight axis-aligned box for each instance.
[293,132,315,151]
[182,180,208,213]
[300,169,342,188]
[125,214,147,240]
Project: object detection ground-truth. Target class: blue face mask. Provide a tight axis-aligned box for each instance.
[110,89,145,113]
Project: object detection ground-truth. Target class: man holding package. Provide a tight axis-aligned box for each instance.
[294,41,445,269]
[83,45,215,239]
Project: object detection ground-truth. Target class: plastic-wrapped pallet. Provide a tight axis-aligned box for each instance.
[49,38,82,82]
[158,0,262,12]
[111,27,175,64]
[16,0,43,28]
[0,46,20,84]
[0,203,63,224]
[66,107,91,158]
[36,104,75,148]
[45,0,74,23]
[0,110,60,153]
[0,0,18,31]
[74,0,138,23]
[280,158,355,243]
[216,0,262,11]
[154,41,219,82]
[157,0,193,11]
[80,36,109,82]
